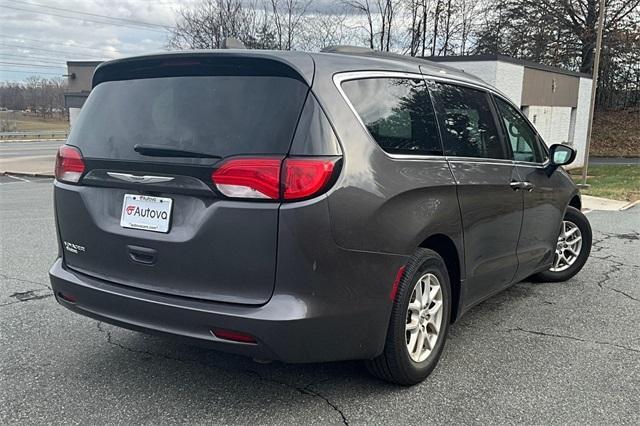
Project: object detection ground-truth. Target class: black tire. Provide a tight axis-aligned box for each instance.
[533,206,592,282]
[365,248,451,386]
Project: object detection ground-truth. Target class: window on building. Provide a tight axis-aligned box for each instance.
[341,77,442,155]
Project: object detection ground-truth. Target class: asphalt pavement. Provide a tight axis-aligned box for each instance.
[0,140,63,176]
[0,140,64,158]
[1,177,639,424]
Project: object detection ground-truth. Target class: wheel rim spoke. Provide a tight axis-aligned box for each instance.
[428,299,442,315]
[550,220,582,272]
[420,276,430,307]
[405,272,444,363]
[414,328,426,357]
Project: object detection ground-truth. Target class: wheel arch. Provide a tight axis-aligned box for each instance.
[418,234,462,323]
[568,193,582,211]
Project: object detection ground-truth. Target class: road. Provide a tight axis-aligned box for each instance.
[588,157,640,166]
[0,140,63,176]
[1,177,639,424]
[0,139,63,158]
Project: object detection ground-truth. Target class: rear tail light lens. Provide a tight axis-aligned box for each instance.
[212,158,281,199]
[55,145,85,183]
[283,158,336,200]
[211,157,339,201]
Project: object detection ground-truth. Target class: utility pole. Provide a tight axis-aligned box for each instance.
[580,0,606,187]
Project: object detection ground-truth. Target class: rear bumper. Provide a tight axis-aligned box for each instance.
[49,258,394,363]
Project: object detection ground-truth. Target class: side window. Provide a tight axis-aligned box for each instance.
[494,97,546,163]
[429,82,506,159]
[341,77,442,155]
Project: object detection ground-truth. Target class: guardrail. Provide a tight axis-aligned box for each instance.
[0,130,69,140]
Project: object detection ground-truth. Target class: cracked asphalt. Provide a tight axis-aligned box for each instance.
[1,176,639,424]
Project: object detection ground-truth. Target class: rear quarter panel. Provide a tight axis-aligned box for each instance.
[311,62,464,272]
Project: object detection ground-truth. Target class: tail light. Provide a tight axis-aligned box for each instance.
[211,157,339,201]
[212,158,281,199]
[55,145,85,183]
[282,158,336,200]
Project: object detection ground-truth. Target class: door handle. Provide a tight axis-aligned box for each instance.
[521,182,535,191]
[510,181,523,191]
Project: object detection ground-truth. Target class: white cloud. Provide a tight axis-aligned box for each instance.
[0,0,181,81]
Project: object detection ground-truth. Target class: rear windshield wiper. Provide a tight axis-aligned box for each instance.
[134,144,221,159]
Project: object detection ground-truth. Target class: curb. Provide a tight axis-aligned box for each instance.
[1,171,54,178]
[621,200,640,211]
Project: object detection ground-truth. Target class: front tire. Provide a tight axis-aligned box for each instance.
[366,249,451,386]
[533,206,592,282]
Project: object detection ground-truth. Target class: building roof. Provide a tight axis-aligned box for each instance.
[66,60,103,67]
[425,54,591,78]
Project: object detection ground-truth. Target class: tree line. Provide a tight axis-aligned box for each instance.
[168,0,640,110]
[0,77,66,118]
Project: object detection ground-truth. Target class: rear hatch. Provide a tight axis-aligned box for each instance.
[55,54,312,305]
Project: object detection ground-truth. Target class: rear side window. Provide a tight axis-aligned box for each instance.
[494,97,546,163]
[68,75,309,161]
[341,78,442,155]
[429,82,506,159]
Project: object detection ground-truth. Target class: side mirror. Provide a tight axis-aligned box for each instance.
[546,144,576,176]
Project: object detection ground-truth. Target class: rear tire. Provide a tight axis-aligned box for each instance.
[365,248,451,386]
[533,206,592,282]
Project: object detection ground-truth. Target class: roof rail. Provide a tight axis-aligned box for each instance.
[321,45,422,64]
[321,45,374,54]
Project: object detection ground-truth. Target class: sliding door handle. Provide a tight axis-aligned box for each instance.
[521,182,535,191]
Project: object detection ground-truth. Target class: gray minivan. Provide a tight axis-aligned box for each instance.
[50,47,591,385]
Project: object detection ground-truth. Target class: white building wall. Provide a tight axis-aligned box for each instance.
[445,61,498,86]
[526,106,572,146]
[570,77,593,168]
[494,61,524,105]
[444,60,524,105]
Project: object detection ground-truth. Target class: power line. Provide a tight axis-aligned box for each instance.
[0,61,65,69]
[0,69,63,75]
[0,34,122,55]
[0,53,65,65]
[0,43,104,59]
[5,0,175,29]
[0,4,170,33]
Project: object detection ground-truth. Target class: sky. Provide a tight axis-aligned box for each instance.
[0,0,351,82]
[0,0,193,82]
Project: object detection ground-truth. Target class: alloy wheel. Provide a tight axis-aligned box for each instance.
[550,220,583,272]
[406,273,443,362]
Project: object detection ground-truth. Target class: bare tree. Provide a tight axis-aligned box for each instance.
[458,0,479,54]
[345,0,398,51]
[297,8,355,51]
[269,0,313,50]
[168,0,277,49]
[344,0,376,48]
[0,77,66,119]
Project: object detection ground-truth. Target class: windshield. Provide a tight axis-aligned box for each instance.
[68,75,309,161]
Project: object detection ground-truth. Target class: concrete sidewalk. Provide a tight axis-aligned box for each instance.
[582,195,638,211]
